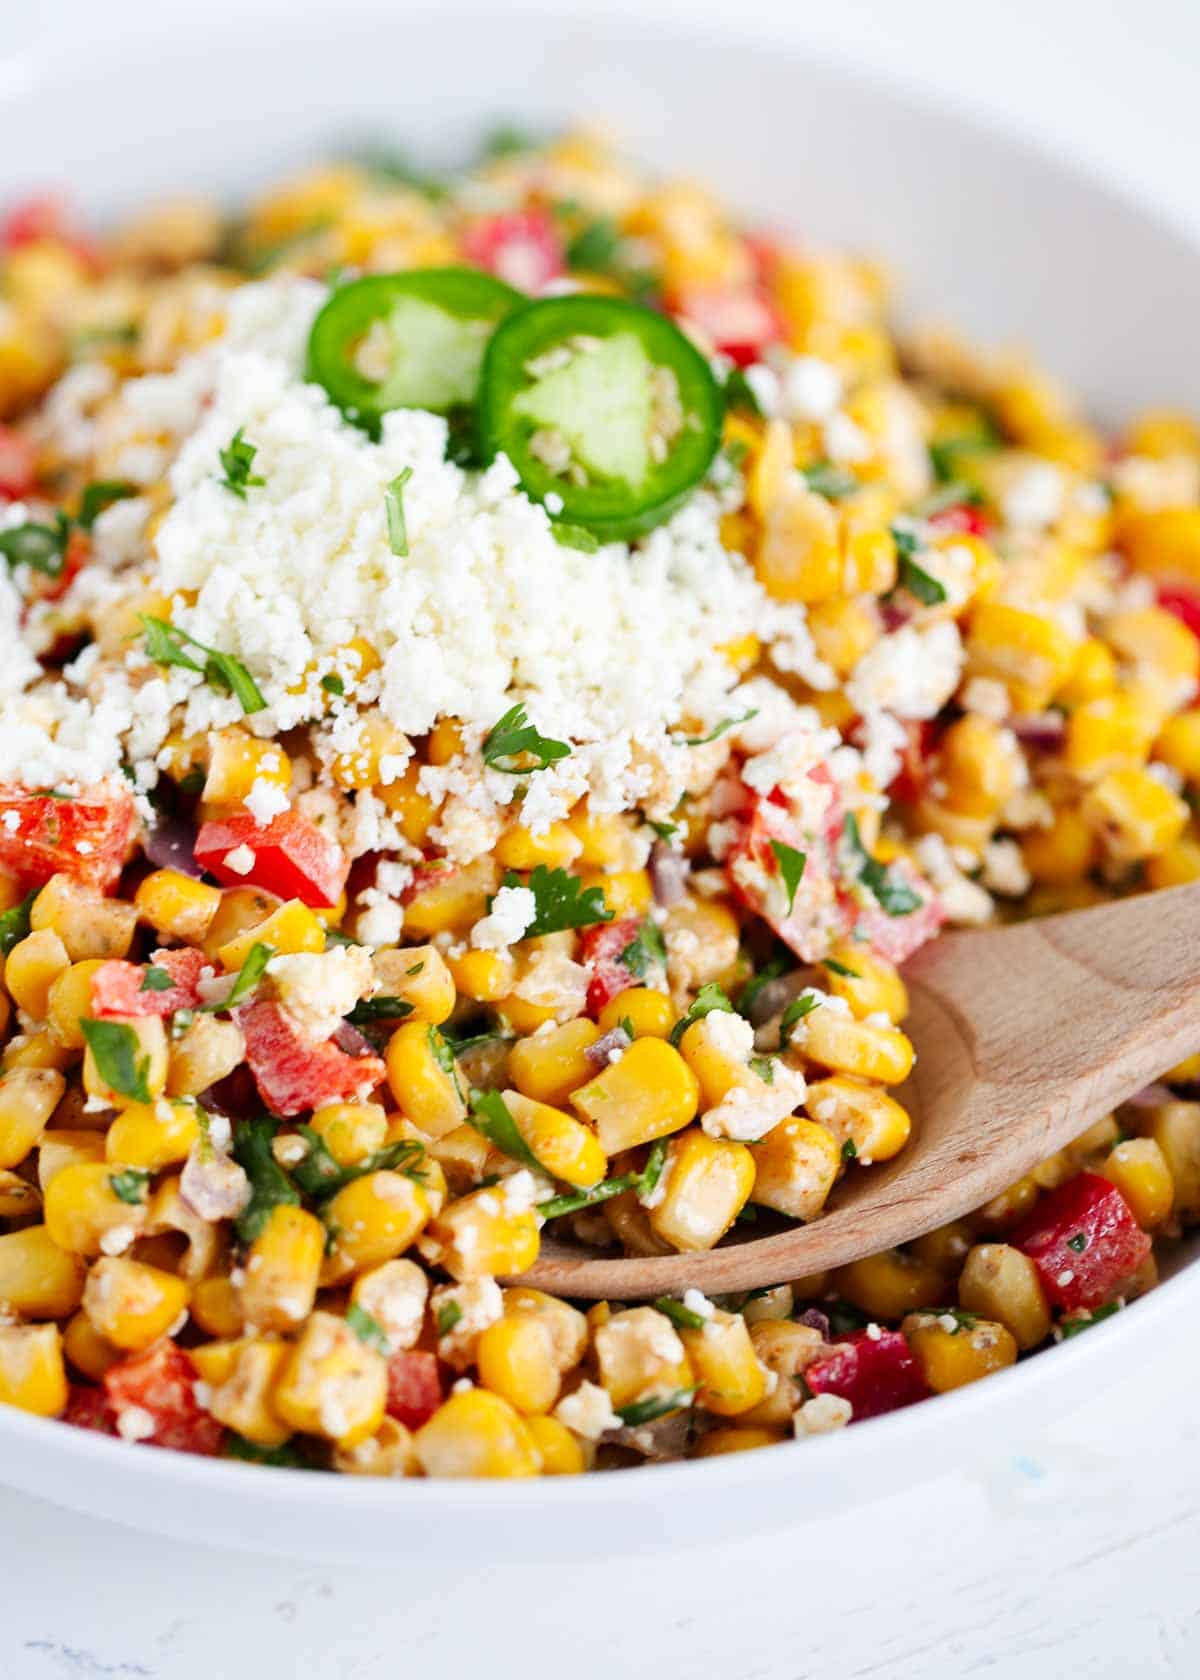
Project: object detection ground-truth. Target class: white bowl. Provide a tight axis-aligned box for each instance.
[2,1,1198,1562]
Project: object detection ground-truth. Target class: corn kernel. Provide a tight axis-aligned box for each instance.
[750,1115,841,1221]
[0,1322,67,1417]
[385,1021,467,1138]
[523,1413,586,1474]
[425,1185,540,1281]
[502,1089,606,1188]
[648,1129,755,1250]
[496,822,583,871]
[413,1388,541,1478]
[508,1017,602,1106]
[31,876,137,961]
[321,1170,432,1284]
[597,986,675,1039]
[820,942,907,1022]
[404,856,500,939]
[0,1066,65,1169]
[82,1013,168,1106]
[241,1204,326,1332]
[592,1306,693,1412]
[0,1224,85,1317]
[201,885,282,959]
[1100,1138,1174,1229]
[44,1162,149,1258]
[477,1313,561,1414]
[5,929,70,1018]
[207,1338,293,1445]
[679,1309,769,1416]
[370,944,456,1023]
[958,1242,1051,1350]
[134,869,222,944]
[82,1256,189,1351]
[1082,767,1188,863]
[903,1311,1017,1391]
[203,728,291,803]
[273,1311,388,1447]
[216,898,325,970]
[166,1013,245,1098]
[835,1249,948,1319]
[308,1101,388,1167]
[62,1310,120,1381]
[570,1037,699,1153]
[104,1098,199,1170]
[802,1009,914,1084]
[804,1075,912,1164]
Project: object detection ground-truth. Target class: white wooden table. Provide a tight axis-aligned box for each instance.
[4,2,1200,1674]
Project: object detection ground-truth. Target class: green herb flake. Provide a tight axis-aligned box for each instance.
[647,818,678,844]
[291,1128,425,1199]
[436,1299,464,1336]
[201,942,273,1013]
[617,918,667,980]
[346,995,414,1026]
[615,1387,696,1428]
[898,553,948,607]
[536,1172,641,1221]
[231,1118,301,1243]
[890,522,920,559]
[668,982,734,1047]
[565,216,621,273]
[108,1168,151,1206]
[802,462,858,500]
[841,1137,858,1163]
[748,1055,776,1086]
[80,1020,152,1103]
[346,1302,390,1353]
[79,480,136,531]
[482,703,571,775]
[723,366,763,418]
[384,466,414,557]
[843,812,922,917]
[768,840,806,913]
[139,966,174,993]
[1060,1303,1121,1339]
[217,428,266,499]
[139,615,266,716]
[737,952,789,1020]
[778,991,820,1049]
[321,673,345,696]
[223,1434,314,1470]
[504,864,612,938]
[638,1137,669,1199]
[1067,1231,1089,1253]
[406,961,425,977]
[653,1296,707,1332]
[466,1088,542,1172]
[821,958,861,979]
[0,514,71,578]
[679,709,758,748]
[0,889,37,958]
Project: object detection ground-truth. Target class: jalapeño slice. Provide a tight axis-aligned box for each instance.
[305,267,525,434]
[478,295,723,541]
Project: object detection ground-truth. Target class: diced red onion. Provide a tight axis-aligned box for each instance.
[144,813,203,878]
[1010,712,1066,751]
[333,1021,375,1058]
[795,1307,831,1340]
[180,1143,250,1222]
[650,842,691,907]
[585,1026,632,1068]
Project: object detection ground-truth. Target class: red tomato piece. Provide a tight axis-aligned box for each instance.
[725,791,840,963]
[839,863,946,967]
[0,424,36,500]
[385,1349,444,1430]
[102,1343,224,1455]
[1156,586,1200,641]
[926,503,990,539]
[578,915,641,1016]
[194,809,348,908]
[238,1000,385,1117]
[674,284,785,366]
[882,718,940,805]
[0,194,100,268]
[0,785,135,892]
[62,1383,117,1435]
[90,947,207,1019]
[805,1328,930,1421]
[461,209,563,293]
[1010,1172,1152,1312]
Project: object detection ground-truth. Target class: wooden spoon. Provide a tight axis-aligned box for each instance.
[520,880,1200,1299]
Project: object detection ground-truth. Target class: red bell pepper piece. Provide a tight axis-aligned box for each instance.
[0,424,36,501]
[385,1349,444,1430]
[838,863,945,967]
[0,194,101,269]
[62,1383,118,1435]
[461,209,564,293]
[725,784,842,964]
[0,785,135,892]
[194,809,348,908]
[673,283,785,367]
[90,947,208,1019]
[1011,1171,1151,1312]
[578,915,641,1016]
[238,1000,385,1117]
[1156,586,1200,641]
[102,1344,224,1455]
[805,1328,930,1421]
[926,502,990,539]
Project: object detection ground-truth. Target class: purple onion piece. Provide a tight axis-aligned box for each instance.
[333,1021,375,1058]
[1010,712,1066,751]
[144,813,203,878]
[585,1026,632,1069]
[650,841,690,907]
[795,1307,831,1340]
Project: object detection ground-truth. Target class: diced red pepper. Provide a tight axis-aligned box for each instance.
[881,718,940,806]
[62,1383,117,1435]
[805,1328,930,1421]
[1156,586,1200,642]
[578,915,641,1016]
[0,194,100,268]
[1010,1171,1151,1312]
[194,809,348,909]
[725,789,841,964]
[238,1000,385,1117]
[90,947,208,1019]
[839,862,946,967]
[102,1343,224,1455]
[926,502,990,539]
[0,785,135,892]
[385,1349,444,1430]
[461,209,563,293]
[0,424,36,501]
[673,284,785,367]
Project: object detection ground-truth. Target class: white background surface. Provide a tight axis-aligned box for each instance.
[4,1,1200,1674]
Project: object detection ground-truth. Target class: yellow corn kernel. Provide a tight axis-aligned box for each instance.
[592,1306,694,1412]
[82,1013,168,1106]
[31,876,138,962]
[166,1013,245,1098]
[329,714,410,792]
[425,716,465,765]
[1146,1102,1200,1221]
[496,822,583,872]
[1151,837,1200,889]
[1100,1138,1174,1230]
[5,929,70,1019]
[207,1339,293,1446]
[648,1129,755,1251]
[1021,805,1098,885]
[377,762,439,845]
[523,1413,586,1474]
[43,1161,148,1257]
[477,1314,561,1415]
[909,1220,974,1276]
[1155,708,1200,784]
[133,869,222,944]
[0,1169,39,1222]
[1082,767,1188,863]
[1064,693,1160,781]
[425,1185,540,1281]
[581,867,653,919]
[308,1101,388,1167]
[62,1310,120,1381]
[976,1173,1040,1230]
[1125,409,1200,459]
[936,714,1023,818]
[835,1249,948,1320]
[104,1098,199,1170]
[82,1256,189,1351]
[413,1388,541,1478]
[662,898,742,992]
[804,1075,912,1165]
[37,1130,106,1187]
[597,987,674,1039]
[503,1287,589,1372]
[966,601,1078,713]
[750,1115,841,1221]
[240,1204,325,1332]
[1060,637,1118,707]
[370,944,456,1023]
[695,1425,787,1456]
[754,481,842,604]
[45,959,106,1049]
[321,1170,431,1283]
[0,1224,85,1317]
[903,1311,1017,1392]
[216,898,325,970]
[565,806,644,870]
[1120,506,1200,583]
[203,728,291,804]
[820,942,907,1022]
[0,1065,65,1169]
[0,1323,67,1417]
[957,1243,1051,1350]
[603,1187,673,1257]
[1107,606,1200,705]
[201,885,282,959]
[841,520,898,596]
[273,1311,388,1447]
[508,1018,602,1106]
[2,1028,74,1073]
[385,1021,467,1137]
[679,1309,769,1416]
[570,1037,699,1154]
[190,1274,245,1339]
[718,631,761,673]
[403,856,500,939]
[802,1008,914,1085]
[385,1121,446,1217]
[334,1415,418,1476]
[444,947,513,1006]
[501,1090,606,1189]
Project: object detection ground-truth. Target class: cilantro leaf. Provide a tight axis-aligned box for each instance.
[653,1296,708,1331]
[678,709,758,748]
[928,417,999,485]
[79,480,136,530]
[668,982,734,1047]
[384,466,413,557]
[890,522,920,559]
[898,553,948,607]
[505,864,612,938]
[617,918,667,980]
[723,366,763,418]
[231,1118,301,1242]
[80,1020,152,1102]
[345,1302,390,1353]
[215,941,273,1011]
[466,1088,543,1172]
[224,1434,314,1469]
[482,703,571,775]
[139,966,174,993]
[218,428,265,499]
[802,462,857,500]
[822,957,861,979]
[779,991,820,1048]
[346,995,414,1026]
[321,673,345,696]
[0,889,37,957]
[0,514,70,578]
[1060,1303,1121,1339]
[290,1128,425,1199]
[566,216,620,272]
[841,1137,858,1163]
[616,1388,697,1427]
[436,1299,464,1335]
[843,812,922,917]
[768,840,806,913]
[108,1168,151,1206]
[139,615,266,715]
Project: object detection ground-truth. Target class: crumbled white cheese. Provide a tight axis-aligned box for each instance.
[554,1381,621,1440]
[778,354,842,423]
[222,843,255,876]
[115,1404,157,1443]
[470,884,536,950]
[243,777,290,826]
[352,1259,428,1351]
[682,1288,716,1321]
[1002,461,1064,530]
[794,1393,853,1436]
[848,621,964,720]
[267,943,374,1043]
[981,838,1031,898]
[701,1058,807,1143]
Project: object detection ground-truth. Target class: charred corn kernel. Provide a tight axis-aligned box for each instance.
[46,960,106,1049]
[424,1123,492,1194]
[821,942,907,1022]
[592,1306,694,1411]
[104,1098,199,1170]
[1060,637,1118,706]
[802,1009,914,1085]
[509,1019,602,1106]
[334,1415,417,1476]
[2,1029,74,1074]
[804,1075,912,1165]
[977,1173,1040,1230]
[371,944,456,1022]
[0,1224,85,1316]
[571,1037,699,1154]
[240,1204,325,1332]
[648,1129,755,1250]
[425,1185,540,1281]
[0,1323,67,1417]
[1146,1102,1200,1221]
[582,867,653,919]
[695,1425,787,1456]
[321,1170,432,1283]
[740,1284,794,1325]
[679,1309,768,1416]
[404,856,500,939]
[597,987,674,1039]
[205,1338,293,1446]
[496,822,582,871]
[37,1131,105,1188]
[1120,506,1200,582]
[83,1013,168,1106]
[133,869,222,944]
[565,806,644,870]
[216,898,324,970]
[755,481,842,604]
[1082,767,1188,863]
[903,1311,1017,1391]
[966,602,1078,713]
[1064,693,1160,780]
[425,716,465,765]
[835,1249,948,1319]
[31,876,137,961]
[958,1243,1050,1351]
[749,1116,841,1222]
[273,1310,388,1447]
[201,885,282,959]
[44,1162,148,1258]
[385,1021,467,1137]
[503,1288,589,1371]
[1155,708,1200,783]
[201,728,291,803]
[502,1090,606,1188]
[413,1388,541,1478]
[523,1413,585,1474]
[1021,805,1098,885]
[62,1310,119,1381]
[477,1313,561,1414]
[82,1256,189,1351]
[377,762,439,845]
[0,1066,65,1168]
[0,1169,39,1221]
[308,1101,388,1167]
[190,1274,245,1338]
[5,929,70,1018]
[166,1013,245,1098]
[936,715,1024,817]
[1100,1138,1174,1229]
[444,947,512,1005]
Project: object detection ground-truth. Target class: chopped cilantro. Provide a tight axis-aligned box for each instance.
[80,1020,152,1102]
[345,1302,390,1353]
[139,966,173,993]
[617,919,667,979]
[843,812,922,917]
[320,673,345,696]
[652,1297,707,1331]
[898,553,948,607]
[231,1118,300,1242]
[200,941,273,1013]
[482,703,571,775]
[0,514,71,578]
[737,952,790,1019]
[384,466,413,557]
[748,1055,776,1085]
[678,709,758,748]
[566,216,620,273]
[841,1137,858,1163]
[346,995,414,1026]
[139,615,266,715]
[466,1088,542,1172]
[0,890,37,958]
[1067,1231,1089,1253]
[821,958,861,979]
[108,1168,151,1206]
[78,479,136,531]
[647,818,678,843]
[668,982,734,1047]
[504,864,612,937]
[723,366,762,417]
[217,428,265,499]
[1060,1303,1120,1339]
[290,1128,425,1199]
[615,1387,696,1427]
[779,991,820,1049]
[802,462,857,500]
[224,1434,315,1469]
[436,1299,464,1336]
[768,840,806,913]
[551,522,600,553]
